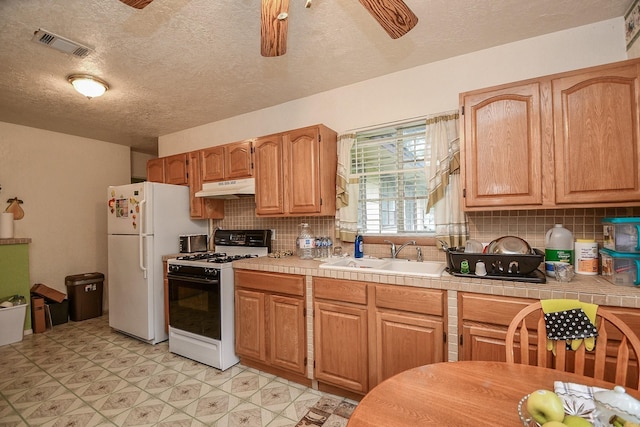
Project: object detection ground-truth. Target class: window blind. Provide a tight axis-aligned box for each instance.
[352,120,435,235]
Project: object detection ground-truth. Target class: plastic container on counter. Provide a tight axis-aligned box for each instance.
[574,239,599,275]
[600,248,640,287]
[545,224,574,277]
[602,217,640,253]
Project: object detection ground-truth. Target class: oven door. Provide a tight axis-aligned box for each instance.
[168,273,221,340]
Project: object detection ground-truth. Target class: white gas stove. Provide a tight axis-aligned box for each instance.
[166,229,271,370]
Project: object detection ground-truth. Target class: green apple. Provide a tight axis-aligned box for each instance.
[527,389,565,424]
[562,415,593,427]
[541,422,567,427]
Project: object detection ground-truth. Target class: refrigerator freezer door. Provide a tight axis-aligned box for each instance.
[108,234,155,341]
[107,183,152,236]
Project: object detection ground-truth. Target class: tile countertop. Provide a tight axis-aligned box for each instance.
[0,238,31,245]
[232,256,640,309]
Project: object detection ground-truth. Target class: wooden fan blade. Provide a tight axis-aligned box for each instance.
[119,0,155,9]
[261,0,289,57]
[358,0,418,39]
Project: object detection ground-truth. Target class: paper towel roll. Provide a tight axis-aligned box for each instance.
[0,212,14,239]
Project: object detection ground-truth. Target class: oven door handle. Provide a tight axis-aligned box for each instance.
[167,273,219,285]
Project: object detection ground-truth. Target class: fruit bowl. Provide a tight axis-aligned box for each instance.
[518,395,542,427]
[518,394,604,427]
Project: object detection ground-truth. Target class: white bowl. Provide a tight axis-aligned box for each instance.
[593,386,640,424]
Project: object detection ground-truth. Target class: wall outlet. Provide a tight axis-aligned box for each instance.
[271,229,276,240]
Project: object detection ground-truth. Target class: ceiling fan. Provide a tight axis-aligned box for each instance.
[118,0,418,57]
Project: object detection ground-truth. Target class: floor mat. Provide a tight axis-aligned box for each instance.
[295,396,357,427]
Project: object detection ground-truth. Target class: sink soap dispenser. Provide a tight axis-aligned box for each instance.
[354,233,364,258]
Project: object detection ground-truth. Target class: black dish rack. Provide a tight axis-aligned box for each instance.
[446,248,546,283]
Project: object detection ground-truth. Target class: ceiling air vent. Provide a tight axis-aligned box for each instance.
[31,29,92,58]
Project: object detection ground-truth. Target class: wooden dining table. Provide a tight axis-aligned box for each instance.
[347,361,640,426]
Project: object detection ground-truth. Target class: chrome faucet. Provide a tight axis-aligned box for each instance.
[384,240,416,259]
[416,247,423,262]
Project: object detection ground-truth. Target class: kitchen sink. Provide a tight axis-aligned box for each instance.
[319,257,446,278]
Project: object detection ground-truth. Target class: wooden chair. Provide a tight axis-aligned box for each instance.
[505,301,640,390]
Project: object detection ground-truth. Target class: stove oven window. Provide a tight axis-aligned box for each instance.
[169,278,221,340]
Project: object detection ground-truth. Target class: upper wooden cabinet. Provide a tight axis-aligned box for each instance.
[254,124,337,217]
[461,82,544,208]
[460,58,640,210]
[146,158,165,183]
[187,151,224,219]
[145,153,188,185]
[201,140,253,182]
[552,62,640,204]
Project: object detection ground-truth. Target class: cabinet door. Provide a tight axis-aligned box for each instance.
[164,153,188,185]
[201,147,225,182]
[187,151,205,218]
[314,300,368,393]
[188,151,224,219]
[146,158,164,183]
[285,127,322,214]
[552,62,640,204]
[461,82,544,208]
[268,294,306,374]
[235,289,266,362]
[254,135,285,215]
[226,140,253,179]
[375,311,444,384]
[460,322,510,362]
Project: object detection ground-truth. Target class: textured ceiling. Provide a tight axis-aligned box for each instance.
[0,0,632,155]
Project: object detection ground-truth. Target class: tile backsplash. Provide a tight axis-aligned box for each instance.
[212,197,640,258]
[210,197,334,253]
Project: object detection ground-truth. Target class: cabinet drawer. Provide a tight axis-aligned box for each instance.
[460,293,536,326]
[234,270,304,296]
[375,285,443,316]
[314,278,367,305]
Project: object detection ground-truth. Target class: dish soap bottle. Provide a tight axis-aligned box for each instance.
[354,232,364,258]
[297,223,315,260]
[545,224,574,277]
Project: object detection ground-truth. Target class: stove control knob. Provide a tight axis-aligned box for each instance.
[169,264,180,272]
[204,268,218,276]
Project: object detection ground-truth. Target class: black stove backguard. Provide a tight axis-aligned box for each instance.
[213,229,272,252]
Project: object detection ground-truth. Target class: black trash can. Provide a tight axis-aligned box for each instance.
[65,272,104,321]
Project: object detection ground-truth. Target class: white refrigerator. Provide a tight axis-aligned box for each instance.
[107,182,208,344]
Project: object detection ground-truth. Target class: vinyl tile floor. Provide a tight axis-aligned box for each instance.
[0,316,356,427]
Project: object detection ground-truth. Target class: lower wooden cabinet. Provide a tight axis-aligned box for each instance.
[313,278,446,395]
[234,270,307,382]
[458,293,537,362]
[458,292,639,388]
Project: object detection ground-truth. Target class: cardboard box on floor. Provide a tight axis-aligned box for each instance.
[30,283,66,303]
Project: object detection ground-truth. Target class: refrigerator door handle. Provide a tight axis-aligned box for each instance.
[139,199,148,279]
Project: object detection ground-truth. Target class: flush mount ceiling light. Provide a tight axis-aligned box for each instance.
[67,74,109,98]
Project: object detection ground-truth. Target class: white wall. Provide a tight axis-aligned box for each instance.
[159,18,627,155]
[131,151,156,180]
[0,122,130,298]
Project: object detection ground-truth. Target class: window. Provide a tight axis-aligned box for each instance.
[352,120,435,235]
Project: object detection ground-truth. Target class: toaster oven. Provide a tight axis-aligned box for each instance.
[179,234,208,253]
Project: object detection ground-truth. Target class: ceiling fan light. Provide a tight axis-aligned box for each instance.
[68,74,109,98]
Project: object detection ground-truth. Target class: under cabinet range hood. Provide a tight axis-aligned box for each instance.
[195,178,255,199]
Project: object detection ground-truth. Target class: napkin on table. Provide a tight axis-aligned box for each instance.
[554,381,608,425]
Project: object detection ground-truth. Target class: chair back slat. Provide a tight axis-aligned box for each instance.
[555,341,566,371]
[536,314,548,368]
[574,344,586,376]
[505,300,640,390]
[593,319,608,380]
[615,336,630,386]
[520,317,530,365]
